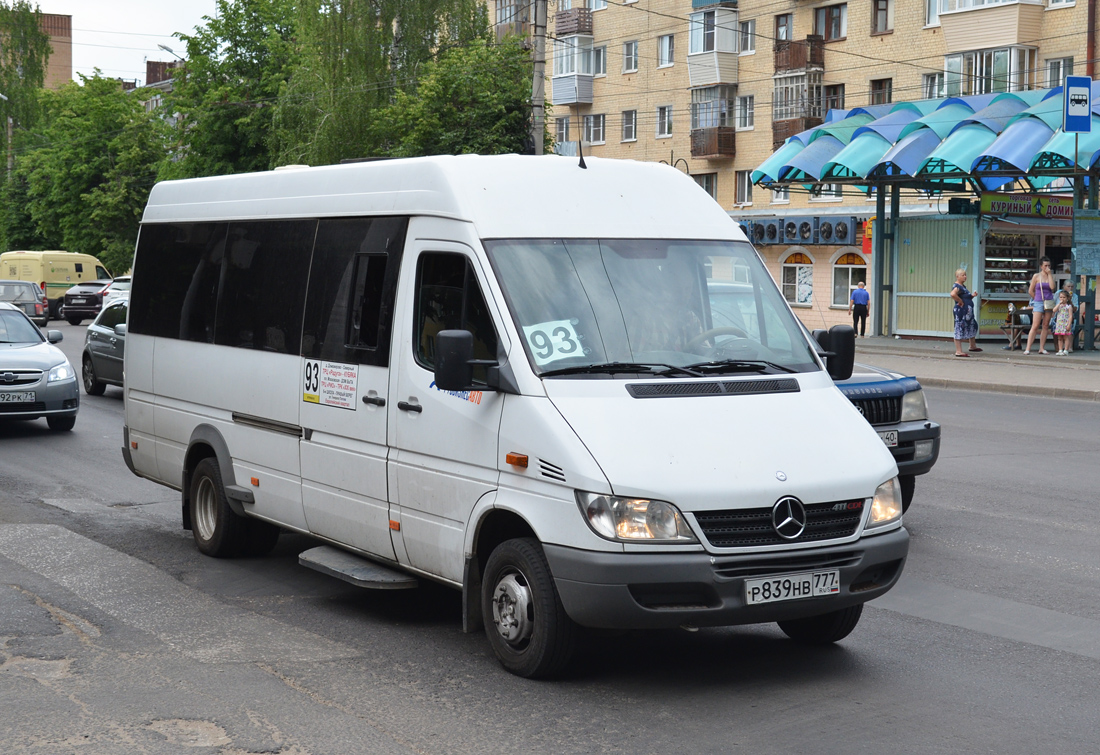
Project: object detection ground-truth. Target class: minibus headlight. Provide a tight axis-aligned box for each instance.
[900,389,928,422]
[866,478,903,529]
[576,492,698,543]
[48,361,75,382]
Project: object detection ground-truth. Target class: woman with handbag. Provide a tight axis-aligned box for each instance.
[950,268,980,357]
[1024,256,1056,355]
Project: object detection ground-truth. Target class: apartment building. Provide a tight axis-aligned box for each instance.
[491,0,1097,335]
[39,12,72,89]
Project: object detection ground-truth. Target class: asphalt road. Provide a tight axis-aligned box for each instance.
[1,321,1098,754]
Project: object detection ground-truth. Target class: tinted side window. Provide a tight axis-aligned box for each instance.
[97,302,127,329]
[96,266,110,280]
[130,222,228,340]
[215,221,316,354]
[414,253,498,383]
[302,217,407,366]
[74,263,84,274]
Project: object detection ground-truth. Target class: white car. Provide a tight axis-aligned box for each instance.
[102,276,131,305]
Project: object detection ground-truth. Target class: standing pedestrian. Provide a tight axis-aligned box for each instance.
[1052,290,1075,355]
[950,268,979,357]
[1024,256,1055,355]
[849,281,870,337]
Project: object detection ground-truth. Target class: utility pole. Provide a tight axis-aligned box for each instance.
[531,0,547,155]
[0,93,10,175]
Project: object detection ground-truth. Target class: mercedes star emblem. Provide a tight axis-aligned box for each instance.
[772,497,807,540]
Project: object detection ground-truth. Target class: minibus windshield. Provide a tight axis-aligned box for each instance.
[483,239,820,376]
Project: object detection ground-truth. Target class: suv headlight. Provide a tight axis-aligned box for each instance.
[48,361,75,382]
[576,492,698,542]
[900,388,928,421]
[866,478,903,529]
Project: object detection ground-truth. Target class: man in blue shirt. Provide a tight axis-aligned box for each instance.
[849,281,870,337]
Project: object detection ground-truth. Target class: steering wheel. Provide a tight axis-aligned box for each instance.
[686,326,749,352]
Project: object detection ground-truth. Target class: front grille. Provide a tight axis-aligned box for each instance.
[627,378,799,399]
[849,396,901,425]
[712,551,862,580]
[0,370,42,386]
[0,401,46,413]
[694,500,864,548]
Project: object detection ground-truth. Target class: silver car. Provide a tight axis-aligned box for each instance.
[0,302,79,431]
[82,297,127,395]
[0,279,48,328]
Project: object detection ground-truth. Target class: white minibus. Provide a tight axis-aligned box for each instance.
[123,155,908,678]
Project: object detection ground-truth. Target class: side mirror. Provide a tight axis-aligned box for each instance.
[47,330,63,344]
[114,324,127,336]
[434,330,475,391]
[825,325,855,380]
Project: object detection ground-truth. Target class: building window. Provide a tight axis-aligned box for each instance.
[872,0,892,34]
[775,14,793,41]
[553,36,593,76]
[623,41,638,73]
[592,45,606,75]
[690,11,716,54]
[782,252,813,305]
[1047,0,1072,6]
[495,0,529,27]
[691,85,735,128]
[735,170,753,204]
[773,73,824,120]
[811,183,843,200]
[590,0,607,9]
[772,186,790,203]
[739,20,755,53]
[923,72,944,98]
[694,173,718,199]
[658,34,675,67]
[925,0,939,25]
[870,78,892,104]
[939,0,1026,9]
[1047,57,1073,87]
[945,47,1035,96]
[736,95,754,129]
[656,105,673,137]
[556,117,570,143]
[832,252,867,307]
[815,4,847,41]
[622,110,637,141]
[824,84,845,112]
[583,114,605,144]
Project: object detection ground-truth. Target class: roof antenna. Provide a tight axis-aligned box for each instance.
[577,138,587,169]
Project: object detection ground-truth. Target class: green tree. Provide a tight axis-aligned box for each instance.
[162,0,297,178]
[17,75,168,272]
[376,37,546,158]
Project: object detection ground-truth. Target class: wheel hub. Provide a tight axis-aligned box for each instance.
[491,572,532,646]
[193,477,217,541]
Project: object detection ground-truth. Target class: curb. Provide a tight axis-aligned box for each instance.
[914,376,1100,402]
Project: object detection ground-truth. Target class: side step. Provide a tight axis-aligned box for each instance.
[299,546,418,590]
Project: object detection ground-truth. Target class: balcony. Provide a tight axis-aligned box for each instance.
[939,1,1043,53]
[774,36,824,73]
[555,8,592,35]
[772,117,822,149]
[551,74,594,105]
[687,51,738,87]
[690,127,736,159]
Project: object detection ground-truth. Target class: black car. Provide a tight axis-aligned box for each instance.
[0,279,48,328]
[82,297,127,395]
[60,280,112,325]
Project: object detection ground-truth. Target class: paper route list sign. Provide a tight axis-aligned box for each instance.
[303,360,359,410]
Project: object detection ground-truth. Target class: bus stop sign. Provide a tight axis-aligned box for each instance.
[1064,75,1092,133]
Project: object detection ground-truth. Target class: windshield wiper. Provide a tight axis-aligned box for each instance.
[682,359,797,375]
[541,362,704,378]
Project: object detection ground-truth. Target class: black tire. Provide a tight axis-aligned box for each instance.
[46,415,76,432]
[778,604,863,645]
[49,298,62,320]
[899,475,915,514]
[242,519,281,557]
[189,457,249,558]
[82,356,106,396]
[482,538,577,679]
[67,317,83,326]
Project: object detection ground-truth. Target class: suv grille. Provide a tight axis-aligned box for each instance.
[694,500,864,548]
[849,396,901,425]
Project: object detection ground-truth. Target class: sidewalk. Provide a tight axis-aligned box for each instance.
[852,335,1100,402]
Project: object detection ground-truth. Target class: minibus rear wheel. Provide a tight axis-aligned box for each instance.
[482,538,576,678]
[777,603,862,645]
[190,458,249,558]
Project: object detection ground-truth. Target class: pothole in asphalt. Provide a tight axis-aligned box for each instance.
[147,719,232,747]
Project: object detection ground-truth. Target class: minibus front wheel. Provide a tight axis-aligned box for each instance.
[482,538,576,679]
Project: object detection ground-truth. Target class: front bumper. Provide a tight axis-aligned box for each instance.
[545,527,909,630]
[60,304,102,319]
[887,420,940,477]
[0,378,79,420]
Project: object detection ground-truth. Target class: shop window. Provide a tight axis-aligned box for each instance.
[782,252,813,305]
[832,252,867,307]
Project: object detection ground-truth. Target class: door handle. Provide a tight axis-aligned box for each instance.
[397,400,422,413]
[362,395,386,407]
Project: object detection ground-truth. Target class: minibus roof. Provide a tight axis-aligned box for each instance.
[141,155,745,242]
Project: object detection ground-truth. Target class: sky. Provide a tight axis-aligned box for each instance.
[40,0,220,85]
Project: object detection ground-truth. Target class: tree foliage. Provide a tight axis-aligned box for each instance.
[15,75,167,272]
[162,0,297,178]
